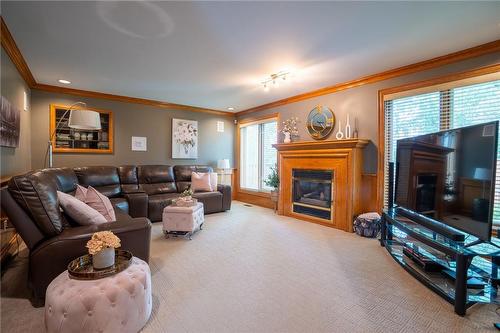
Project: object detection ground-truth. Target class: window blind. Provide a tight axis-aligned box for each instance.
[384,78,500,227]
[450,80,500,226]
[240,118,277,192]
[383,92,441,207]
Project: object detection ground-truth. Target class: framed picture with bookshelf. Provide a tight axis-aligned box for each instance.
[49,104,114,154]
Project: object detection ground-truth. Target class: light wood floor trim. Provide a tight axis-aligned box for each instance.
[236,40,500,117]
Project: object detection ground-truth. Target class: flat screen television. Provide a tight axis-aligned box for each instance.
[395,121,498,242]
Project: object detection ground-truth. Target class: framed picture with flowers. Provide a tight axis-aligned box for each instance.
[172,118,198,159]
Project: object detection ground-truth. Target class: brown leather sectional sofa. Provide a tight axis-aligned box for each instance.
[0,164,231,304]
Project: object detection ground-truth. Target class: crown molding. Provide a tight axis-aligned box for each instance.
[1,17,36,87]
[0,16,232,117]
[236,39,500,117]
[32,83,232,116]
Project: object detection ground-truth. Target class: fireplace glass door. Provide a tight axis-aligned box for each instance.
[292,169,333,220]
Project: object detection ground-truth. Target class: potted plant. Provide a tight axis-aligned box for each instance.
[86,231,121,269]
[264,164,280,203]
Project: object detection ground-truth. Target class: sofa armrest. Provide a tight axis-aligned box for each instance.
[217,184,232,211]
[30,217,151,302]
[124,192,149,218]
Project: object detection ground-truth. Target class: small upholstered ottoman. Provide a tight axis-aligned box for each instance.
[353,212,381,238]
[163,202,204,239]
[45,257,152,333]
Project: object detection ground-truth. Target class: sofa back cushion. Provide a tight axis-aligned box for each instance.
[7,168,78,237]
[137,165,177,195]
[118,165,140,193]
[73,166,121,198]
[174,165,213,192]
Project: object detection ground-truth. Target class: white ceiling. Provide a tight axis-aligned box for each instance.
[2,1,500,112]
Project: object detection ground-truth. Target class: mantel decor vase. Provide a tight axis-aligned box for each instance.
[92,247,115,270]
[284,132,291,143]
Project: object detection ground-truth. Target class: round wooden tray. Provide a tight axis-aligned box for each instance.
[68,249,132,280]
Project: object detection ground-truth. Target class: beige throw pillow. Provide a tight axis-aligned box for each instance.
[85,186,116,222]
[57,191,107,225]
[191,172,212,192]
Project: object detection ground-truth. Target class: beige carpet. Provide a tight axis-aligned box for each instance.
[1,202,498,332]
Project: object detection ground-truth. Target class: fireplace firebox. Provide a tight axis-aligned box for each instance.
[292,169,333,220]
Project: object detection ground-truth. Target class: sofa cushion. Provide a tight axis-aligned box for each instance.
[8,170,66,237]
[137,165,177,195]
[192,191,223,214]
[110,197,129,215]
[147,193,180,222]
[73,166,121,198]
[118,165,140,193]
[57,191,107,226]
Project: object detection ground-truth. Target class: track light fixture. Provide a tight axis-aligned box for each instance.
[261,70,291,91]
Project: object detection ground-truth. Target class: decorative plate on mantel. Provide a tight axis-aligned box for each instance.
[306,105,335,140]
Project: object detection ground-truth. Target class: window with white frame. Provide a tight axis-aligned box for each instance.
[240,118,277,191]
[384,78,500,226]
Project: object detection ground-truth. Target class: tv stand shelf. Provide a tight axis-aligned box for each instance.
[381,209,500,316]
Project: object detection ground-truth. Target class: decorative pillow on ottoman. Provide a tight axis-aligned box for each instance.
[57,191,107,225]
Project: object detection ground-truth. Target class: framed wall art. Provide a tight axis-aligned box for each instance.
[172,118,198,159]
[0,96,21,148]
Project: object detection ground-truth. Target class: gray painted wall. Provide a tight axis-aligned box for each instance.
[237,53,500,174]
[30,90,235,170]
[0,47,32,178]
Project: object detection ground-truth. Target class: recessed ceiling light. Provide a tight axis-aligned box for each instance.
[58,79,71,84]
[227,107,235,111]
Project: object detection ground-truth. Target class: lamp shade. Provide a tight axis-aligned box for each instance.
[217,159,230,169]
[473,167,491,181]
[68,109,102,130]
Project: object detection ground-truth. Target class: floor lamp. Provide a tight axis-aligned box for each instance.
[46,102,102,168]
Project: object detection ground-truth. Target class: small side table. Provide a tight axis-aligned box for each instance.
[45,257,152,333]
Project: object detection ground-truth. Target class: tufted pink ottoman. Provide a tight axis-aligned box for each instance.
[45,257,152,333]
[163,202,204,239]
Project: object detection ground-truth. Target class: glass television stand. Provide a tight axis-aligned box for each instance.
[380,209,500,316]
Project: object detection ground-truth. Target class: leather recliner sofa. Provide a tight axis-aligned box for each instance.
[1,164,231,305]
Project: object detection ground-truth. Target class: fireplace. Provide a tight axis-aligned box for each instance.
[292,169,333,220]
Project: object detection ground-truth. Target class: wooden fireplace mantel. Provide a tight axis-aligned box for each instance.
[273,138,370,232]
[272,139,369,151]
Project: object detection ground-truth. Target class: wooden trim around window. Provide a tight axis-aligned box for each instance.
[376,63,500,211]
[50,104,114,154]
[235,113,279,208]
[236,40,500,117]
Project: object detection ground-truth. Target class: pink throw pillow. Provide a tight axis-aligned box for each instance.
[74,184,88,201]
[57,191,107,225]
[191,172,212,192]
[209,172,218,192]
[85,186,116,222]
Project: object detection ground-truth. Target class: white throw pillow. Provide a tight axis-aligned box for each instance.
[191,172,212,192]
[57,191,107,225]
[209,172,218,192]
